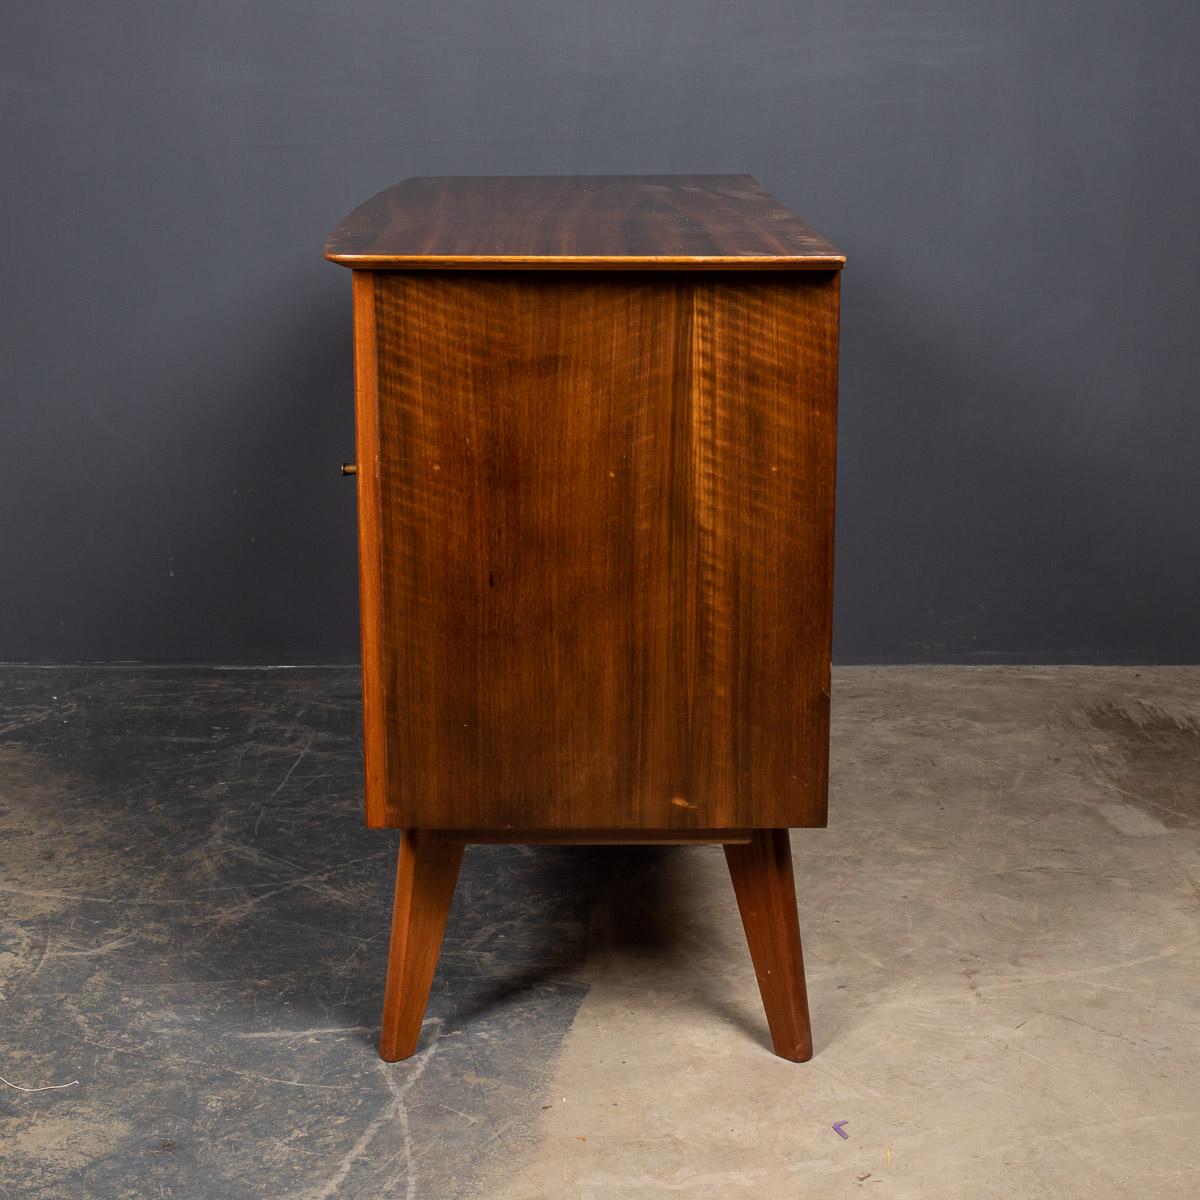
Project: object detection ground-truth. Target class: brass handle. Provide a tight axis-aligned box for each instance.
[340,463,358,476]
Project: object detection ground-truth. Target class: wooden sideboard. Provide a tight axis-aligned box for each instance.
[326,175,843,1062]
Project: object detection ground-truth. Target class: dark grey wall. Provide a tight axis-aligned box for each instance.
[4,3,1199,663]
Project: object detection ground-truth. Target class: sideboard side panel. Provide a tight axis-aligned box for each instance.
[365,270,838,830]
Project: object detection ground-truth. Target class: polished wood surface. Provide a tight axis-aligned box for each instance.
[326,175,844,270]
[361,269,839,831]
[725,829,814,1062]
[378,830,465,1062]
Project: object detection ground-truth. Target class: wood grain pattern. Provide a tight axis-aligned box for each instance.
[361,269,839,831]
[378,830,465,1062]
[326,176,844,270]
[724,829,813,1062]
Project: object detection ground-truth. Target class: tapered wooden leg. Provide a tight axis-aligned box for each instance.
[379,830,465,1062]
[724,828,814,1062]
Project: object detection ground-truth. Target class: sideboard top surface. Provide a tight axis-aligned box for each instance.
[325,174,844,270]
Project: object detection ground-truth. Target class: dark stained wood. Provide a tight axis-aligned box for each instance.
[378,830,465,1062]
[724,829,814,1062]
[361,269,839,831]
[326,175,844,270]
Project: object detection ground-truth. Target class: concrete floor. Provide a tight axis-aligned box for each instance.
[1,666,1197,1198]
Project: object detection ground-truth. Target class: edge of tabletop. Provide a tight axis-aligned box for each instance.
[323,252,846,270]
